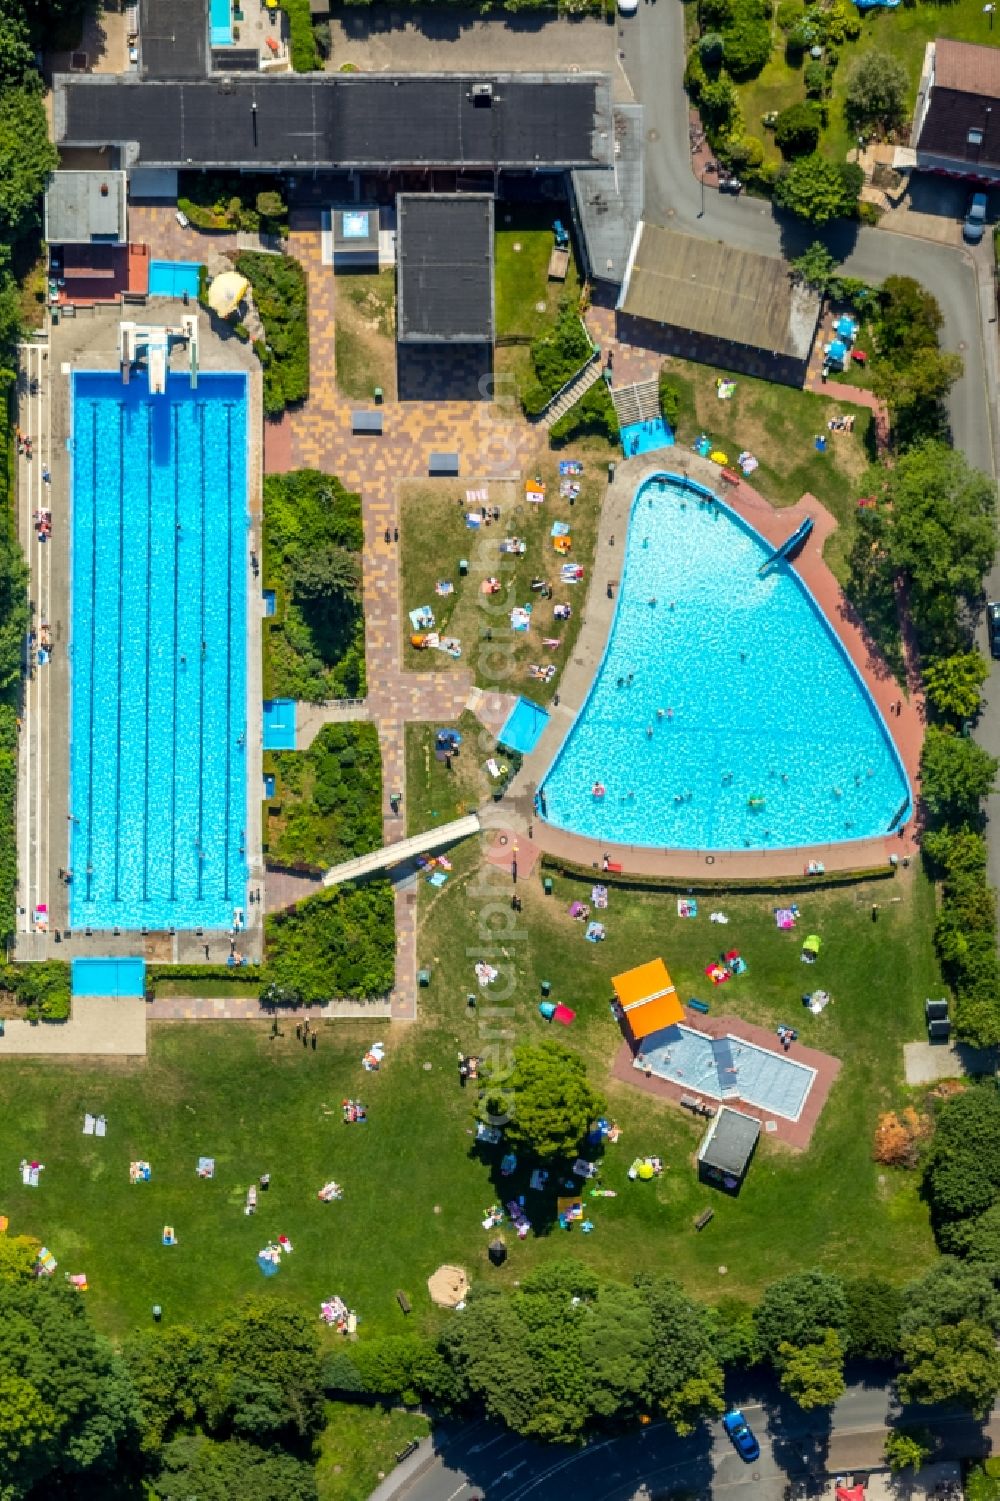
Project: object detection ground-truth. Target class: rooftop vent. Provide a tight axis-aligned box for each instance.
[471,83,494,105]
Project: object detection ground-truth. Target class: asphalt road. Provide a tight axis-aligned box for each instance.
[374,1383,1000,1501]
[372,11,1000,1499]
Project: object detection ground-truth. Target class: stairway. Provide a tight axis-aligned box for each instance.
[540,357,604,430]
[611,378,660,429]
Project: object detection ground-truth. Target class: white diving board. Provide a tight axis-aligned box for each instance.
[321,813,481,887]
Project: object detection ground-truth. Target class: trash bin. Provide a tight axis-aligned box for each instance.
[374,386,383,405]
[543,877,553,896]
[459,559,469,577]
[418,969,432,988]
[541,980,552,997]
[607,461,616,483]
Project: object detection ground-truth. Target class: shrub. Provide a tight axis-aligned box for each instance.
[684,47,709,102]
[549,378,619,446]
[266,722,382,870]
[699,0,733,28]
[522,304,593,417]
[803,59,827,97]
[658,370,684,429]
[234,251,309,416]
[0,962,71,1021]
[699,31,725,69]
[775,0,802,28]
[699,76,740,130]
[721,9,771,79]
[774,101,822,157]
[872,1107,929,1168]
[280,0,322,71]
[263,880,396,1002]
[263,470,365,702]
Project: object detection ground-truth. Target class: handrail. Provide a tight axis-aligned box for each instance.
[535,341,601,425]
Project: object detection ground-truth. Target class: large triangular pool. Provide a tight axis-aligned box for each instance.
[539,473,910,851]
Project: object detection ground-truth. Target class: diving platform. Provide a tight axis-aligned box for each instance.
[321,814,481,887]
[119,313,199,393]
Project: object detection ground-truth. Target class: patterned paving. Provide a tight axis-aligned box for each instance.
[266,213,543,1020]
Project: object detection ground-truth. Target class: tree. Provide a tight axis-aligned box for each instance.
[203,1298,325,1444]
[155,1435,319,1501]
[845,50,909,132]
[480,1041,604,1162]
[722,3,772,79]
[776,1329,846,1409]
[843,1276,903,1362]
[872,347,963,448]
[0,86,57,244]
[920,728,998,830]
[699,77,740,131]
[754,1269,848,1362]
[924,652,990,726]
[900,1259,1000,1340]
[923,1084,1000,1227]
[791,240,839,292]
[876,276,942,361]
[709,1296,761,1369]
[640,1276,726,1433]
[699,31,725,68]
[346,1336,456,1408]
[943,1201,1000,1263]
[876,441,996,655]
[898,1320,1000,1416]
[774,155,863,223]
[0,1,36,89]
[0,1282,138,1497]
[0,1234,41,1285]
[123,1325,206,1453]
[885,1427,934,1473]
[774,102,822,158]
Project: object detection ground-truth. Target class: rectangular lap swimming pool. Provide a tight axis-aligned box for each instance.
[69,371,249,930]
[148,261,202,300]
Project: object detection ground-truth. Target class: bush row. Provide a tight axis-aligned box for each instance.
[549,377,619,446]
[521,303,594,419]
[234,251,309,417]
[0,962,71,1021]
[263,880,395,1004]
[279,0,323,71]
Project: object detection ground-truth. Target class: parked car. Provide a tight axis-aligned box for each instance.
[963,192,988,244]
[175,208,190,229]
[987,600,1000,659]
[722,1409,760,1463]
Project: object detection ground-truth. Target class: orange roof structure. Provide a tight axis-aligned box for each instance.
[612,958,684,1040]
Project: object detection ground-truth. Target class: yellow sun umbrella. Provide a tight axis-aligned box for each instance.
[207,271,249,319]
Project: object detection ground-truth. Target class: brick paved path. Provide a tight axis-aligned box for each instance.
[265,214,542,1020]
[145,996,392,1020]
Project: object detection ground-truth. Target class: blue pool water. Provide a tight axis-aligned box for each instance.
[72,957,146,998]
[210,0,233,46]
[638,1024,815,1121]
[540,473,910,850]
[499,697,549,756]
[148,261,202,299]
[69,370,249,929]
[263,699,296,751]
[621,417,674,457]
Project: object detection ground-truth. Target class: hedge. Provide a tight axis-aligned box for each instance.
[147,965,262,995]
[540,853,897,896]
[233,252,309,417]
[265,722,382,872]
[280,0,322,71]
[0,962,71,1021]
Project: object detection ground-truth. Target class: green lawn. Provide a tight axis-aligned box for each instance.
[663,357,871,581]
[0,853,939,1347]
[398,438,615,699]
[405,711,497,837]
[317,1403,431,1501]
[734,2,1000,168]
[413,842,941,1304]
[334,271,397,402]
[494,204,581,341]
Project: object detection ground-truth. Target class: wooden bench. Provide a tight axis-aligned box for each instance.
[396,1290,412,1315]
[720,468,741,486]
[694,1208,715,1231]
[687,997,710,1014]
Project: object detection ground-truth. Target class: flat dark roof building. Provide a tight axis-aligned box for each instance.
[139,0,207,79]
[397,194,494,345]
[698,1107,760,1192]
[53,73,613,172]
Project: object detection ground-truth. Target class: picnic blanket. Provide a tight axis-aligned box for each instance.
[318,1181,343,1202]
[36,1247,57,1276]
[585,922,606,943]
[129,1161,151,1184]
[559,460,583,476]
[677,898,698,919]
[83,1113,96,1135]
[510,606,531,631]
[196,1157,215,1179]
[774,905,799,930]
[21,1161,42,1187]
[591,884,608,908]
[467,487,488,505]
[408,606,435,632]
[362,1042,385,1071]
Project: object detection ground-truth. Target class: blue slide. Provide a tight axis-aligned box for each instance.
[758,517,814,576]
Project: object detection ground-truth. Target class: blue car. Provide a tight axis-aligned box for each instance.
[722,1409,760,1463]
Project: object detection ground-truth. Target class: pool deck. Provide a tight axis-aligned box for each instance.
[15,304,265,962]
[612,1005,842,1150]
[509,449,923,881]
